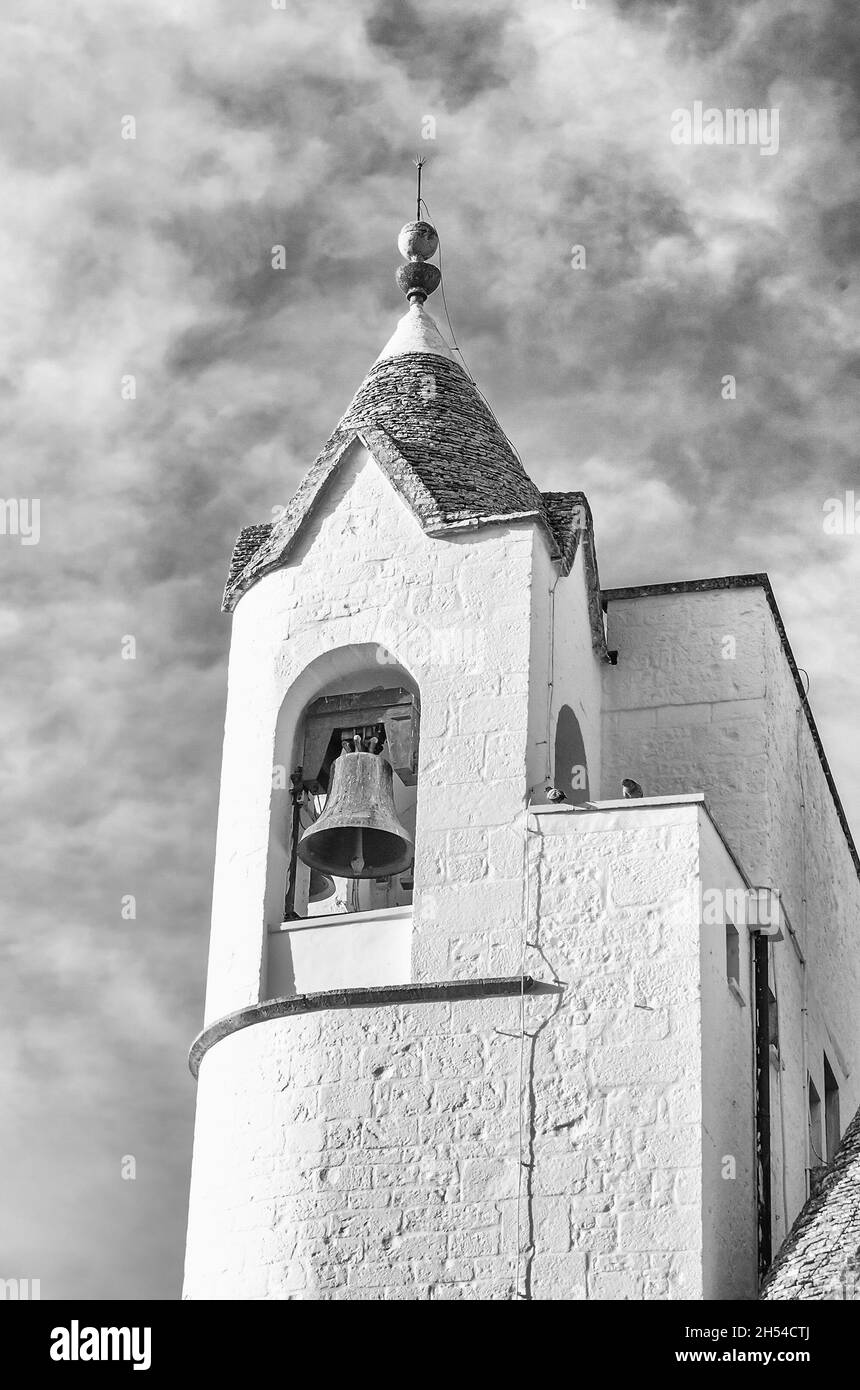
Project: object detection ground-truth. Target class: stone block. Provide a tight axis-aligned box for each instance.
[616,1206,701,1252]
[461,1157,519,1203]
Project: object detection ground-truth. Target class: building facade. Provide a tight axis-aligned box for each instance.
[183,218,860,1300]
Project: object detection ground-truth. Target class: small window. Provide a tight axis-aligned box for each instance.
[824,1055,841,1162]
[725,920,741,995]
[808,1074,824,1168]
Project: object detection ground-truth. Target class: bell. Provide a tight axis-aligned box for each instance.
[298,751,413,880]
[308,869,335,903]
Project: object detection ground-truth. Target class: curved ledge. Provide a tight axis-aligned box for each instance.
[189,975,543,1078]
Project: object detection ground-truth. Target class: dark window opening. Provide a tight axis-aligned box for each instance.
[824,1055,841,1163]
[767,987,779,1053]
[725,920,740,990]
[808,1074,823,1168]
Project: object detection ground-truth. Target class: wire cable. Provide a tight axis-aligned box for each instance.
[770,954,791,1234]
[795,704,814,1193]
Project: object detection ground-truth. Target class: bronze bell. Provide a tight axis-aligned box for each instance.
[297,750,413,880]
[308,869,335,903]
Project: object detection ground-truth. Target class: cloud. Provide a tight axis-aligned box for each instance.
[364,0,522,109]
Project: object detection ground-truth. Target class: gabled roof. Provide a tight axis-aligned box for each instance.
[760,1102,860,1299]
[223,348,547,612]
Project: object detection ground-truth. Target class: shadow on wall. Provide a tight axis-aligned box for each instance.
[554,704,589,805]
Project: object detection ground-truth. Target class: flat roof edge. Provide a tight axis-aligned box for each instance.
[531,794,753,891]
[601,573,770,603]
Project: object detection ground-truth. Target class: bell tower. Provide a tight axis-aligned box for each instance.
[186,208,606,1034]
[183,206,611,1298]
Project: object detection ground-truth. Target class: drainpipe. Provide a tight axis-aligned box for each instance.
[753,932,772,1280]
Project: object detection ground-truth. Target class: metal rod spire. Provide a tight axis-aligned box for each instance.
[414,156,426,220]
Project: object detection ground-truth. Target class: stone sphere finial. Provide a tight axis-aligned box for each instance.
[396,220,440,303]
[398,220,439,262]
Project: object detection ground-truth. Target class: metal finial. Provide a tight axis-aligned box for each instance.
[397,161,440,303]
[413,155,426,220]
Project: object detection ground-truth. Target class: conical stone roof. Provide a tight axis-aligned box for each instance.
[332,343,546,527]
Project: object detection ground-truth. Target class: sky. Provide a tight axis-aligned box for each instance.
[1,0,858,1299]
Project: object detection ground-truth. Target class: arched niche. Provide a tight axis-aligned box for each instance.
[265,642,420,940]
[553,704,590,805]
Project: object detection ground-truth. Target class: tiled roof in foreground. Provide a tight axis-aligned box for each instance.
[760,1102,860,1299]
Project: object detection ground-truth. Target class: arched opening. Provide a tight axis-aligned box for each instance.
[553,704,589,805]
[264,644,420,997]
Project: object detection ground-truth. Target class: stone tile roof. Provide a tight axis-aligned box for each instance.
[333,353,545,524]
[542,491,589,574]
[225,522,273,593]
[760,1102,860,1299]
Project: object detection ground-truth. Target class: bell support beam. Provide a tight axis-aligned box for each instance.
[301,687,420,789]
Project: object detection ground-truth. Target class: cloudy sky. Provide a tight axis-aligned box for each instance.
[1,0,858,1299]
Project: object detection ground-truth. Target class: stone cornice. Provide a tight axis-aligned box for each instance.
[189,975,547,1078]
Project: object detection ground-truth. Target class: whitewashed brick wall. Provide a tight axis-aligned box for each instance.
[185,801,753,1300]
[604,585,860,1260]
[204,443,549,1023]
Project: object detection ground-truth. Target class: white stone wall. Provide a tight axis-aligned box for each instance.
[762,612,859,1230]
[697,825,757,1299]
[602,588,771,866]
[267,908,413,997]
[185,800,756,1300]
[191,441,593,1294]
[603,584,860,1259]
[205,441,607,1024]
[203,442,549,1025]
